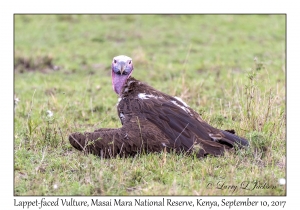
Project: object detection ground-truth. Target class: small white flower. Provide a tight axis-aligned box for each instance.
[14,97,20,106]
[278,178,286,185]
[53,184,58,189]
[46,110,53,117]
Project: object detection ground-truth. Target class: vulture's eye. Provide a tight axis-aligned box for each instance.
[129,60,131,64]
[114,59,117,63]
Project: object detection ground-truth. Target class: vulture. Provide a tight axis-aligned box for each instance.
[69,55,249,158]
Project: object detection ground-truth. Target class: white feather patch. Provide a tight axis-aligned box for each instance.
[116,97,122,106]
[174,96,189,107]
[209,133,222,141]
[138,93,159,100]
[171,100,190,114]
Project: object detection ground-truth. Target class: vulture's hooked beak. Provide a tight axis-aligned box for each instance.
[118,62,126,75]
[120,66,125,75]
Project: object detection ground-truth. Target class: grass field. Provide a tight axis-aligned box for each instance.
[14,14,286,195]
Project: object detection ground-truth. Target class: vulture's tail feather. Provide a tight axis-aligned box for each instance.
[220,130,249,147]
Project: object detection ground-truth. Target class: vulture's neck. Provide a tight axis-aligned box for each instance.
[119,77,140,97]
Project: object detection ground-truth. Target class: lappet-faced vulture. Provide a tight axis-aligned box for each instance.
[69,55,249,158]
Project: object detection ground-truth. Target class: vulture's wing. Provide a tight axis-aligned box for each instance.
[132,93,248,157]
[69,113,170,158]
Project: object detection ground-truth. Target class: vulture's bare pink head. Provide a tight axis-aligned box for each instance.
[111,55,134,95]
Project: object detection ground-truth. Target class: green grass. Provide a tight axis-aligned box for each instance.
[14,14,286,195]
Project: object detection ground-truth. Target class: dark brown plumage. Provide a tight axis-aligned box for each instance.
[69,55,249,158]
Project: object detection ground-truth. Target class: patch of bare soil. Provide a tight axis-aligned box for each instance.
[14,54,60,73]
